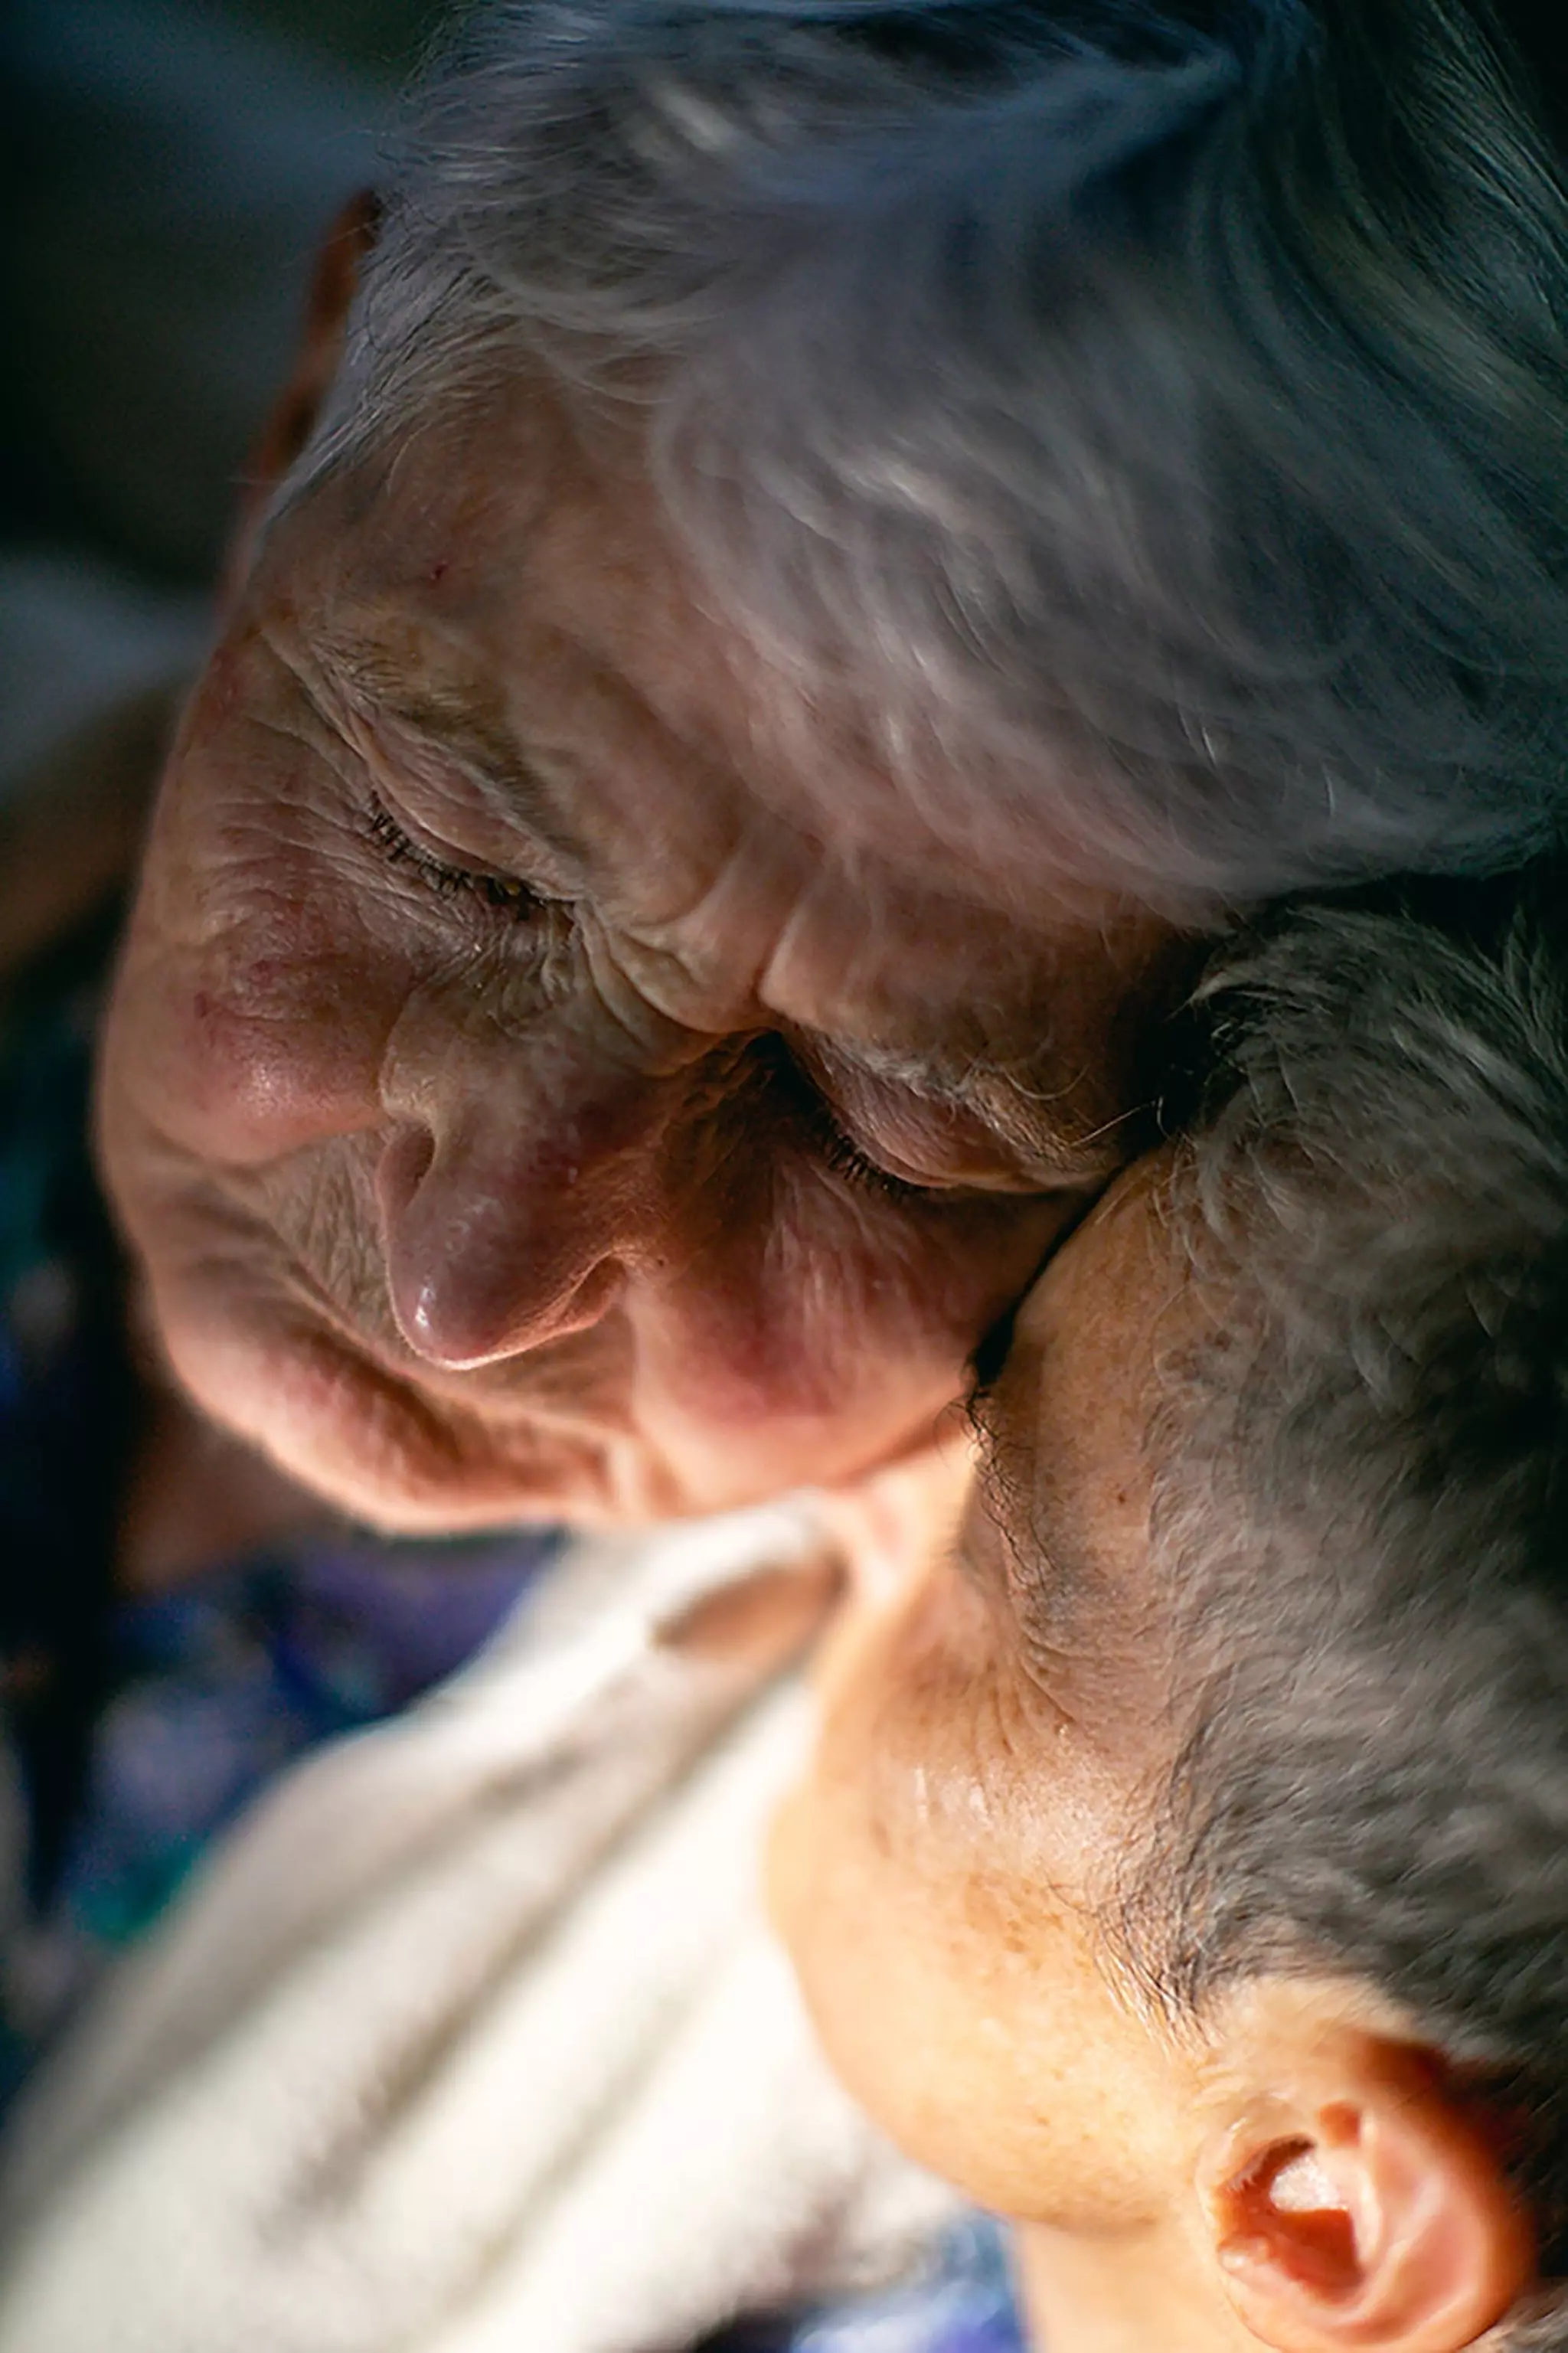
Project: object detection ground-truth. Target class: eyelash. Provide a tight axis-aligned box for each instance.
[806,1096,954,1208]
[365,793,540,919]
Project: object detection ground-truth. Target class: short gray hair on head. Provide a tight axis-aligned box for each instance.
[293,2,1568,917]
[1122,886,1568,2289]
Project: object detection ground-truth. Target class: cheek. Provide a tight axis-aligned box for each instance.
[106,730,411,1169]
[115,917,394,1168]
[776,1786,1161,2227]
[769,1691,1063,2214]
[772,1567,1162,2222]
[773,1572,1012,2100]
[649,1168,1076,1425]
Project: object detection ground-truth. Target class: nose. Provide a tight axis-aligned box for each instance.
[376,997,670,1369]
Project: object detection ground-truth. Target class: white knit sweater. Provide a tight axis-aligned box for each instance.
[0,1507,953,2353]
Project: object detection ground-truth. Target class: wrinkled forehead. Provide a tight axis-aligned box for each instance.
[270,374,1165,909]
[257,382,1186,1159]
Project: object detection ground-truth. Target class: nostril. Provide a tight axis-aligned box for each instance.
[376,1123,436,1226]
[374,1113,629,1367]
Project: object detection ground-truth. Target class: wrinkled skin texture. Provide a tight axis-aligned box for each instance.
[99,381,1186,1531]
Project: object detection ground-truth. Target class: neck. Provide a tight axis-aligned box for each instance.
[1014,2214,1253,2353]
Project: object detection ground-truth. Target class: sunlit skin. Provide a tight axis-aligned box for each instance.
[97,365,1189,1533]
[771,1168,1188,2230]
[771,1165,1533,2353]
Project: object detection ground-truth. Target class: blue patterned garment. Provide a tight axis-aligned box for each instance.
[697,2214,1026,2353]
[0,910,1031,2353]
[789,2217,1027,2353]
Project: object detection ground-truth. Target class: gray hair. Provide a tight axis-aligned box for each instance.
[290,2,1568,916]
[1122,887,1568,2314]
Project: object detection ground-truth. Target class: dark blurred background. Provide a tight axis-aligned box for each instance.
[1,0,448,811]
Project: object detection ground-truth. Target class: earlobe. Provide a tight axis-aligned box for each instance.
[1200,2053,1534,2353]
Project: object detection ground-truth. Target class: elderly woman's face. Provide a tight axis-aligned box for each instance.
[98,381,1183,1529]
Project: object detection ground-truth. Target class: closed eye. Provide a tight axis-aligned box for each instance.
[365,792,541,920]
[756,1034,953,1207]
[810,1100,959,1206]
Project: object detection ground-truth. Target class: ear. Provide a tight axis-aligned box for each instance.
[1197,2041,1534,2353]
[219,188,381,603]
